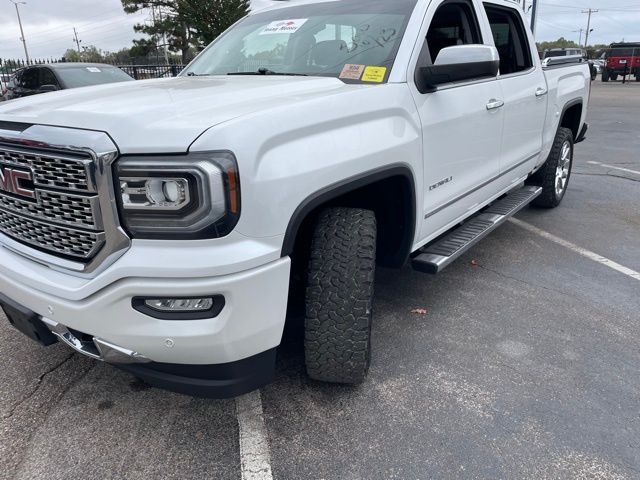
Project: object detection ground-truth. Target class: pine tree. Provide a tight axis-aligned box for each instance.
[121,0,251,63]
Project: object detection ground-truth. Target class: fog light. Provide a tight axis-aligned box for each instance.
[145,298,213,312]
[132,295,225,320]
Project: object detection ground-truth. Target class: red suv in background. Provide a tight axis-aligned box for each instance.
[602,42,640,82]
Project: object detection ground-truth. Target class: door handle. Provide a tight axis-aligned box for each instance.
[535,87,548,97]
[486,99,504,110]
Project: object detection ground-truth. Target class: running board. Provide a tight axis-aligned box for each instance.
[412,186,542,274]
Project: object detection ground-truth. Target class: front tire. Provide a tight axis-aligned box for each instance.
[527,127,574,208]
[602,69,609,82]
[304,208,377,384]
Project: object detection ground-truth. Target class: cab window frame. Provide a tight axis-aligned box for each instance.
[413,0,488,92]
[483,2,535,77]
[417,0,484,68]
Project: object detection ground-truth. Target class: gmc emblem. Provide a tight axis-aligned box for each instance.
[0,165,36,200]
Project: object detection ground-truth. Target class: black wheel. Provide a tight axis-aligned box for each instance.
[304,207,377,384]
[526,127,574,209]
[602,69,609,82]
[611,73,618,81]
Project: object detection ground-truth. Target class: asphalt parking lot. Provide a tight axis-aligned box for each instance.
[1,80,639,480]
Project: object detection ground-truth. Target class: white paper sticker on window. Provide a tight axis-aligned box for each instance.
[260,19,308,35]
[86,67,101,73]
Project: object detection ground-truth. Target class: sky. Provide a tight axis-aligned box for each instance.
[1,0,639,61]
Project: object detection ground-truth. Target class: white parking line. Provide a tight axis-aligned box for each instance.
[235,390,274,480]
[509,218,640,282]
[587,160,640,176]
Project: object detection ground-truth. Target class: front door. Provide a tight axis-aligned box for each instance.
[410,0,504,242]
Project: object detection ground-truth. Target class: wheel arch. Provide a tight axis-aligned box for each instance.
[559,99,583,141]
[281,164,417,269]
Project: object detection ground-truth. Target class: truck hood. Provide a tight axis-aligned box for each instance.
[0,76,352,154]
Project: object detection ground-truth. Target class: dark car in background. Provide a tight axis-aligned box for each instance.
[2,63,134,101]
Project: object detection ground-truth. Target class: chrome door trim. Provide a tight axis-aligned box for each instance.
[424,152,540,219]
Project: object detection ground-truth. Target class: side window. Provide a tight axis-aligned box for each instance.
[423,0,482,64]
[484,4,533,75]
[20,69,39,90]
[40,68,59,87]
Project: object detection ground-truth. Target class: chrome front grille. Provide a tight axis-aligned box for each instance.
[0,189,100,228]
[0,144,103,261]
[0,209,105,258]
[0,125,130,275]
[0,148,93,192]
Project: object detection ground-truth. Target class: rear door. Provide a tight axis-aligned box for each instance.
[409,0,504,241]
[483,2,547,184]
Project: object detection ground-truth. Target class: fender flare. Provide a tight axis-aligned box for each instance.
[558,98,583,138]
[281,164,417,266]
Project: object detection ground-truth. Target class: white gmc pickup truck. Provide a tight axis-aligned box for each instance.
[0,0,590,397]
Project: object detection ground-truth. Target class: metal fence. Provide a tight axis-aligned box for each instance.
[0,58,186,90]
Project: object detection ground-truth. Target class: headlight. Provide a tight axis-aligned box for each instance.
[115,152,240,239]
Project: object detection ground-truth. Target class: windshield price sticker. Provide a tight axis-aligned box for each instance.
[361,66,387,83]
[339,64,366,80]
[86,67,101,73]
[260,19,308,35]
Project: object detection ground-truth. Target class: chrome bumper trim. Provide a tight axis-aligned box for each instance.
[41,317,150,364]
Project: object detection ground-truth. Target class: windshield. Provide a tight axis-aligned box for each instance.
[182,0,418,83]
[57,66,134,88]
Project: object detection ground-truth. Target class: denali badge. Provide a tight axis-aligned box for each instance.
[0,165,36,200]
[429,176,453,191]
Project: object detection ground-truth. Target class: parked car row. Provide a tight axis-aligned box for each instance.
[1,63,134,101]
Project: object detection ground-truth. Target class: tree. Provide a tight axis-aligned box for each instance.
[178,0,250,48]
[129,38,159,59]
[63,49,82,62]
[536,37,580,53]
[121,0,250,63]
[62,45,104,63]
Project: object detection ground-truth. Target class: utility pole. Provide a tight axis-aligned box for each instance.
[73,27,82,53]
[530,0,539,36]
[150,4,160,64]
[157,7,170,64]
[573,29,584,46]
[9,0,30,63]
[582,9,598,49]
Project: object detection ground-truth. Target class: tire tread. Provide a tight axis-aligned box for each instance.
[304,207,376,384]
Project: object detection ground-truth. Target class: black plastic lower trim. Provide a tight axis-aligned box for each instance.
[575,123,589,144]
[116,348,277,399]
[0,293,58,346]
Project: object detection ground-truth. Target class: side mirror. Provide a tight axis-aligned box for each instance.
[416,45,500,93]
[38,84,59,93]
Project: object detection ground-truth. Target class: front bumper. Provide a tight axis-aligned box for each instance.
[0,255,290,397]
[1,291,280,398]
[0,254,291,366]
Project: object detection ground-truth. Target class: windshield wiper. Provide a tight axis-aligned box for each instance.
[186,72,211,76]
[228,67,308,76]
